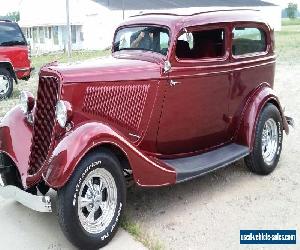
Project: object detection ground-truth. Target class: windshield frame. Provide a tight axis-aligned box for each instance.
[112,24,172,58]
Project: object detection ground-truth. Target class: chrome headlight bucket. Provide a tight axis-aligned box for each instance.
[20,91,35,114]
[55,100,72,128]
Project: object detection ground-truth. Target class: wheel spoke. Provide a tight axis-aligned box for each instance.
[87,207,96,223]
[79,197,92,209]
[87,179,94,195]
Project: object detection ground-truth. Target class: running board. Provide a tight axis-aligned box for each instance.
[162,143,250,183]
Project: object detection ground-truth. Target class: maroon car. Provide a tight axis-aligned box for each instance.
[0,10,294,249]
[0,20,32,99]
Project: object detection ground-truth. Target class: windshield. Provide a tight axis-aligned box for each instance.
[0,22,26,46]
[113,26,170,56]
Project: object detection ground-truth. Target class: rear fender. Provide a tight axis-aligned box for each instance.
[43,122,176,188]
[235,84,289,150]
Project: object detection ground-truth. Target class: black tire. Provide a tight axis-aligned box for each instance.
[57,149,126,250]
[0,68,13,100]
[245,103,283,175]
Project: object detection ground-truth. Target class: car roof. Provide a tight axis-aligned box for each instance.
[0,20,13,23]
[120,9,268,31]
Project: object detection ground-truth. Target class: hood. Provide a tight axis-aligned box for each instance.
[46,54,163,83]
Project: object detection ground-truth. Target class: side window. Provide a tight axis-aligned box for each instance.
[176,28,225,60]
[160,32,170,55]
[232,27,266,56]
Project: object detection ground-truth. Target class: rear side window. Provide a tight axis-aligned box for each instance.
[0,22,26,46]
[176,28,225,60]
[232,27,266,56]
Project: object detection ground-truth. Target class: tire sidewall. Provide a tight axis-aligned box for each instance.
[58,152,126,249]
[255,104,283,172]
[0,69,13,100]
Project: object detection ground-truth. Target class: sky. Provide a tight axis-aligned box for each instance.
[0,0,23,15]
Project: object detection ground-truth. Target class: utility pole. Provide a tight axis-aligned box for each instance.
[122,0,125,20]
[66,0,72,60]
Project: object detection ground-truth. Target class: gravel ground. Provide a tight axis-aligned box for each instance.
[125,62,300,250]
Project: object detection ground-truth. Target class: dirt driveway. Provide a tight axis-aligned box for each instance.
[124,62,300,250]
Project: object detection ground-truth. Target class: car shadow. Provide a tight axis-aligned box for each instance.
[125,160,256,220]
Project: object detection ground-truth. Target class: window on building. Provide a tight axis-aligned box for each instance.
[232,27,267,56]
[176,28,225,59]
[39,27,45,43]
[53,26,59,45]
[33,27,38,43]
[71,25,77,44]
[48,27,52,39]
[79,26,84,41]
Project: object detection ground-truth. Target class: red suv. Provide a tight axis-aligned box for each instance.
[0,20,32,99]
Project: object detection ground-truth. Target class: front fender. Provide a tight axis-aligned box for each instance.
[235,84,289,150]
[0,106,32,187]
[43,122,176,188]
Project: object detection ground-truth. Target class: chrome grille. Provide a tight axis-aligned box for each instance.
[28,76,59,175]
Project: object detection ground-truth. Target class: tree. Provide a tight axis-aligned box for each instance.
[286,3,298,19]
[3,12,20,22]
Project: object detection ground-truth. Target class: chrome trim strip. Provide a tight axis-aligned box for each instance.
[14,68,30,72]
[0,183,52,213]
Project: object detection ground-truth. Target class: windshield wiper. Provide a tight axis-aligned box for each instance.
[0,40,26,46]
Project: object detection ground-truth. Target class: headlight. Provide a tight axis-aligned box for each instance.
[20,91,35,113]
[55,100,68,128]
[55,100,72,128]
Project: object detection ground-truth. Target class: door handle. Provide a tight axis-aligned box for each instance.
[169,80,180,86]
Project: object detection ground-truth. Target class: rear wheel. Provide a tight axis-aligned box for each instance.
[245,104,283,175]
[0,68,13,100]
[57,149,126,250]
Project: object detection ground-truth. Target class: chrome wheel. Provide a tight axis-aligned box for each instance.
[261,118,278,165]
[78,168,117,234]
[0,74,10,96]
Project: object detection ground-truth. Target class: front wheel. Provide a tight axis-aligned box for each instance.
[57,149,126,249]
[245,103,283,175]
[0,68,13,100]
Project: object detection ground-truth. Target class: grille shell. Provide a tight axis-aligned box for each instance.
[28,76,59,175]
[82,84,150,131]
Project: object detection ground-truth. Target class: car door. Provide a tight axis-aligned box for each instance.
[227,23,275,138]
[157,25,232,155]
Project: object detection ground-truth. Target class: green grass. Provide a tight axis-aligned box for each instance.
[121,217,164,250]
[32,50,110,72]
[282,18,300,26]
[275,23,300,65]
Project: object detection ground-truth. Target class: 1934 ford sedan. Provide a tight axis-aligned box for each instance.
[0,10,294,249]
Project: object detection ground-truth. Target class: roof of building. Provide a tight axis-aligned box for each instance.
[95,0,277,10]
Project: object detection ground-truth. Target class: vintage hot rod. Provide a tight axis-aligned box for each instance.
[0,10,294,249]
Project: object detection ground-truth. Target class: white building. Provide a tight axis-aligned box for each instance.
[19,0,115,54]
[19,0,281,54]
